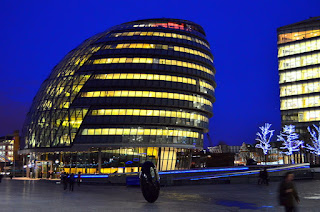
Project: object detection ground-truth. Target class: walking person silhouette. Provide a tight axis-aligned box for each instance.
[278,172,300,212]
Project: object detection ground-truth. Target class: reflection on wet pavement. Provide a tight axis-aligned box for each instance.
[304,194,320,199]
[0,179,319,211]
[215,200,275,210]
[162,192,204,202]
[216,200,260,210]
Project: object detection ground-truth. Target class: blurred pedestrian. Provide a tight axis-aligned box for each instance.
[258,168,269,185]
[258,167,269,185]
[77,172,82,187]
[258,169,264,184]
[69,173,75,191]
[261,167,269,185]
[278,172,300,212]
[61,172,68,190]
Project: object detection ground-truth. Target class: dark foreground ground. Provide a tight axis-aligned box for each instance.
[0,178,320,211]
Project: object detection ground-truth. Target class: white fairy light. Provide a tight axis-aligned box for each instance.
[306,125,320,156]
[277,125,304,156]
[255,123,274,155]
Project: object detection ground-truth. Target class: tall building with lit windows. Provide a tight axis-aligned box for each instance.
[21,18,216,177]
[0,131,21,172]
[278,17,320,135]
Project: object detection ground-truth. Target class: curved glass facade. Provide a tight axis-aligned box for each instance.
[21,18,215,175]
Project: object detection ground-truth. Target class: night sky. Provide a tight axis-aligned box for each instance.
[1,1,319,146]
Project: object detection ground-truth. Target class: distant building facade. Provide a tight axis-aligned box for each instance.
[0,131,20,172]
[0,136,14,163]
[234,142,286,165]
[208,144,241,154]
[278,17,320,135]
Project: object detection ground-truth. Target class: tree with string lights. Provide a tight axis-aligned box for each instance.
[255,123,274,165]
[306,125,320,164]
[277,125,304,164]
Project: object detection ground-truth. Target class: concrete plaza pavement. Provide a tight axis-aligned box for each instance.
[0,178,320,211]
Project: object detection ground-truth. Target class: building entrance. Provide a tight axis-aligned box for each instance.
[35,161,53,179]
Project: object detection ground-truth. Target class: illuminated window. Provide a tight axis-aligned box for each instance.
[281,95,320,110]
[82,129,88,135]
[102,129,109,134]
[110,31,210,49]
[104,43,213,62]
[279,52,320,70]
[278,38,320,57]
[280,81,320,97]
[199,80,214,91]
[123,129,130,135]
[82,128,199,138]
[82,90,212,106]
[88,129,94,135]
[278,28,320,44]
[133,22,194,32]
[297,110,320,122]
[90,109,209,122]
[95,129,102,135]
[92,57,213,75]
[280,68,320,85]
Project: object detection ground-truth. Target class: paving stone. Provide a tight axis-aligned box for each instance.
[0,178,319,211]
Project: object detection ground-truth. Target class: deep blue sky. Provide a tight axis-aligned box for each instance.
[0,1,319,146]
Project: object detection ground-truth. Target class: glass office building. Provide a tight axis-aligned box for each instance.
[21,18,216,177]
[278,17,320,135]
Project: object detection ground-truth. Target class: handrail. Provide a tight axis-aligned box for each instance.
[187,163,311,181]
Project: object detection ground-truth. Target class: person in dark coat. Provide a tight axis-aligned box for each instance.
[258,168,269,185]
[258,169,264,184]
[61,172,68,190]
[278,172,300,212]
[262,167,269,185]
[69,173,75,191]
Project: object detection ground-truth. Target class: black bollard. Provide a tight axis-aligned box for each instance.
[139,161,160,203]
